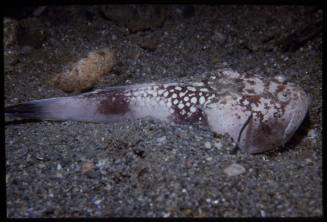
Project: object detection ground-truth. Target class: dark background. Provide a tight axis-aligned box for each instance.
[4,5,322,217]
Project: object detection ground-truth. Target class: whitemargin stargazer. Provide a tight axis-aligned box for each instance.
[5,69,311,154]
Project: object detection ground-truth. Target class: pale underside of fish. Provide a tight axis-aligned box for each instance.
[5,69,311,154]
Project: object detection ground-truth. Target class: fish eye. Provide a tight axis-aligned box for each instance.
[277,91,290,102]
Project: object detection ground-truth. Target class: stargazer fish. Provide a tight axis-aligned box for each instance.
[5,69,310,154]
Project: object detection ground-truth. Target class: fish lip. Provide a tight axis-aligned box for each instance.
[282,93,310,143]
[283,112,296,143]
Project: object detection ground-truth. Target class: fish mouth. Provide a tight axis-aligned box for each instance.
[283,112,296,142]
[283,94,310,143]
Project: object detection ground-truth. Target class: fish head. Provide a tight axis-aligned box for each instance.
[277,81,311,145]
[242,75,311,154]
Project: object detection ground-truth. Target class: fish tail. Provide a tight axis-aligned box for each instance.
[5,97,100,121]
[5,101,49,120]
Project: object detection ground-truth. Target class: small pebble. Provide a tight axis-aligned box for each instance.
[212,32,226,44]
[206,156,213,161]
[38,163,46,169]
[204,142,212,149]
[223,163,246,177]
[94,199,102,205]
[96,159,108,170]
[157,136,167,144]
[307,128,319,144]
[104,184,112,191]
[163,212,171,217]
[81,162,95,174]
[57,164,62,171]
[214,142,222,149]
[305,158,314,165]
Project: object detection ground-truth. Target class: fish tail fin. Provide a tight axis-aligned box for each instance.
[5,101,50,120]
[5,97,99,121]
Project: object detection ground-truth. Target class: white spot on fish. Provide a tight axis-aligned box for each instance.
[243,100,249,105]
[199,96,205,104]
[191,97,197,104]
[179,92,187,97]
[192,82,205,87]
[221,70,240,79]
[187,87,196,91]
[200,88,209,92]
[178,103,184,109]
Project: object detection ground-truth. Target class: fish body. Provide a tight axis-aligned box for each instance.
[5,69,310,154]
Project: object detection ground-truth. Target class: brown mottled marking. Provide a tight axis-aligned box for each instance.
[272,78,287,84]
[245,89,255,94]
[264,103,270,110]
[253,111,264,122]
[247,80,255,85]
[276,84,287,93]
[98,94,129,115]
[244,119,286,153]
[264,79,270,88]
[278,102,286,114]
[242,95,261,106]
